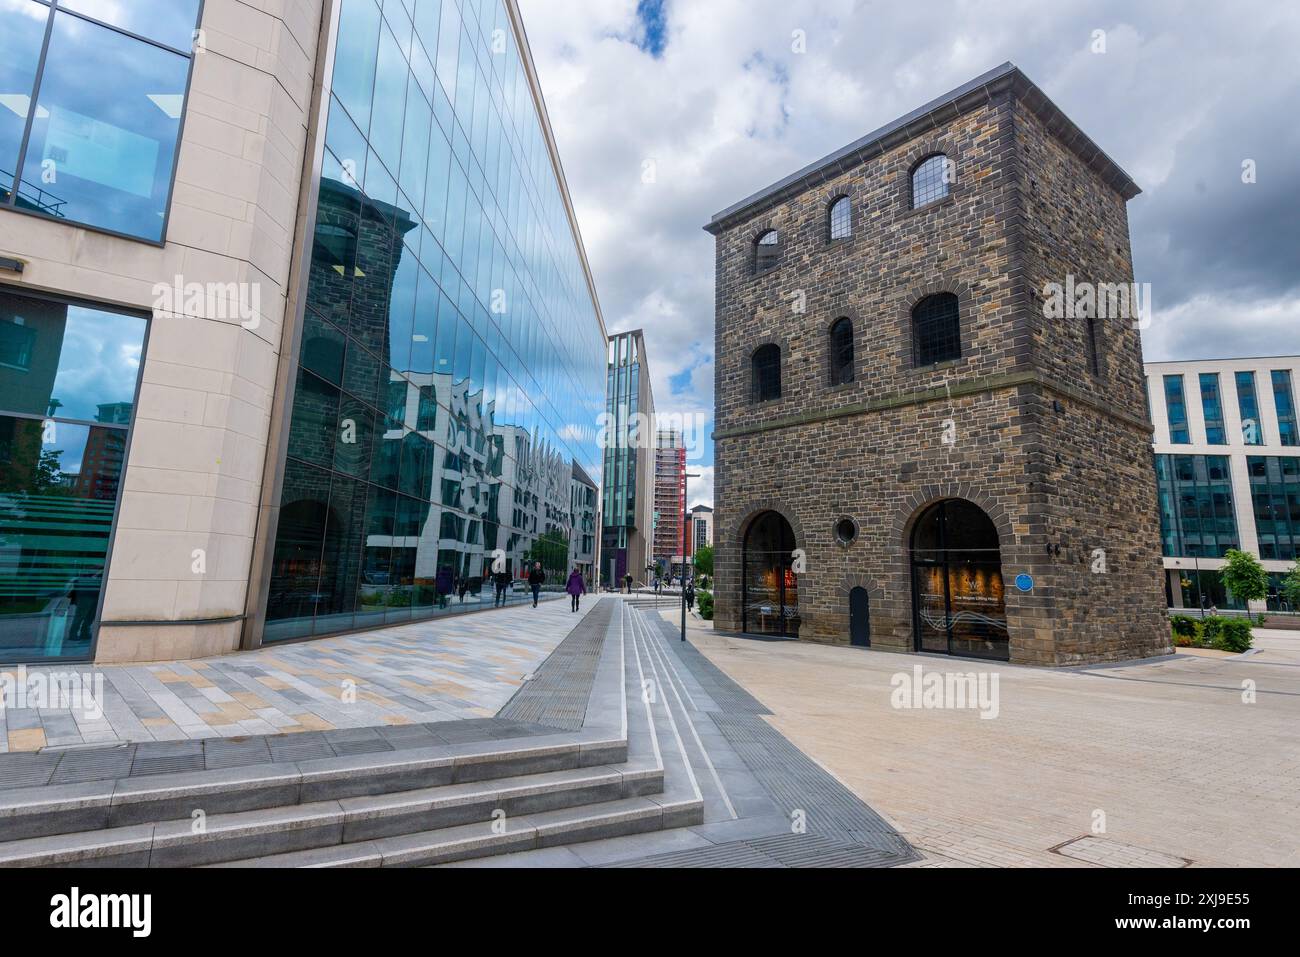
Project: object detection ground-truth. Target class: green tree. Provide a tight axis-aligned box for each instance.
[1221,548,1269,609]
[1281,563,1300,609]
[525,529,570,581]
[693,544,714,578]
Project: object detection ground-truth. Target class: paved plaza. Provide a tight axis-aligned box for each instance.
[679,614,1300,868]
[1,597,585,752]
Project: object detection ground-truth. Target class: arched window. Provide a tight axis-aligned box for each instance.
[743,510,800,636]
[912,292,961,366]
[752,344,781,402]
[754,230,780,275]
[828,196,851,240]
[911,154,950,208]
[829,317,854,385]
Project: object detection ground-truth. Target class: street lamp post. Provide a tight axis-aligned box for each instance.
[682,472,699,642]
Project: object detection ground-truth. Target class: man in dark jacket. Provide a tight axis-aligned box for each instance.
[493,568,511,607]
[528,562,545,607]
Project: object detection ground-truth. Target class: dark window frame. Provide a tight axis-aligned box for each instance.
[753,229,780,276]
[751,343,782,403]
[910,153,951,209]
[827,195,851,242]
[828,316,854,386]
[911,292,962,368]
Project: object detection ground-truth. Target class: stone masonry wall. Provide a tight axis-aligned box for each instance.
[711,86,1169,665]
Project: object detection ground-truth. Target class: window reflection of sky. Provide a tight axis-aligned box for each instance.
[41,420,91,477]
[51,306,145,421]
[0,0,47,195]
[10,5,195,239]
[57,0,202,52]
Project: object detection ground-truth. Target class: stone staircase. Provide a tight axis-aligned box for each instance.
[0,600,706,867]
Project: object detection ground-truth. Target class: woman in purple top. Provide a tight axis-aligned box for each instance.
[566,568,587,612]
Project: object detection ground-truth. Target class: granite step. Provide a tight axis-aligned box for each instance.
[215,794,704,868]
[0,732,626,844]
[0,765,666,868]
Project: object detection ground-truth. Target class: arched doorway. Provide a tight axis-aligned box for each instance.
[849,587,870,647]
[910,499,1008,660]
[742,510,800,636]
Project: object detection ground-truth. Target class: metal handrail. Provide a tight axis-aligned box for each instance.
[3,169,68,216]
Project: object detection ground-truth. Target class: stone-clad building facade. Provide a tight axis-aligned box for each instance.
[704,63,1170,666]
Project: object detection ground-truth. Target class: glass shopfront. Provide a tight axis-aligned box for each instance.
[911,499,1007,660]
[0,288,146,662]
[741,510,800,637]
[263,0,607,642]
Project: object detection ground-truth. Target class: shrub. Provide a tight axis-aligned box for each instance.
[1169,615,1198,638]
[697,590,714,621]
[1200,615,1224,645]
[1212,617,1253,654]
[1171,630,1197,648]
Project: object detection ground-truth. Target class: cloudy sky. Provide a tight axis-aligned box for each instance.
[518,0,1300,508]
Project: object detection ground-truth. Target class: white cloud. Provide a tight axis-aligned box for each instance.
[521,0,1300,497]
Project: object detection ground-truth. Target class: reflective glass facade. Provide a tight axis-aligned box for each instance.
[1247,456,1300,561]
[0,288,146,662]
[1272,370,1298,446]
[1163,374,1189,443]
[1198,372,1225,445]
[602,331,649,585]
[1234,370,1264,445]
[263,0,606,641]
[1154,454,1239,558]
[0,0,201,241]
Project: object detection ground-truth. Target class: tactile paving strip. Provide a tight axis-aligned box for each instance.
[48,745,135,784]
[497,602,612,730]
[635,609,919,865]
[131,742,205,776]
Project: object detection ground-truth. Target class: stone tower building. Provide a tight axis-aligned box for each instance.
[704,63,1170,666]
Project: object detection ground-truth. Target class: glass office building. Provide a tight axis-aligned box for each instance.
[601,330,655,588]
[260,0,607,641]
[1148,358,1300,613]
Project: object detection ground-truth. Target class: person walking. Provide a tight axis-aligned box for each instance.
[566,567,586,612]
[528,561,545,608]
[623,573,633,594]
[493,566,510,607]
[653,576,661,595]
[685,579,695,612]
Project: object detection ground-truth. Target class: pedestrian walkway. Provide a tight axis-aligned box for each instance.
[683,619,1300,868]
[0,596,591,752]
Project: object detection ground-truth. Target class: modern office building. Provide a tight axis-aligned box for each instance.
[705,63,1169,666]
[601,328,655,587]
[569,461,598,583]
[691,504,713,549]
[0,0,607,664]
[652,428,685,574]
[1147,356,1300,612]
